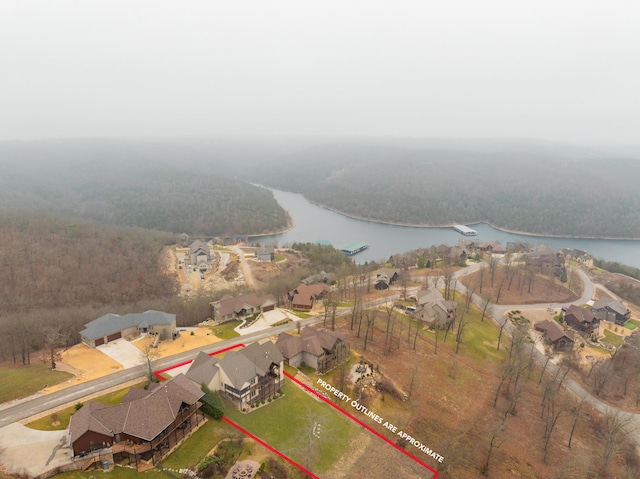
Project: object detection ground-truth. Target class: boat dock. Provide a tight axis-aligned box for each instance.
[453,225,478,236]
[340,241,369,256]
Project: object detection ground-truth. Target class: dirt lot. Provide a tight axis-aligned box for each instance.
[47,327,221,394]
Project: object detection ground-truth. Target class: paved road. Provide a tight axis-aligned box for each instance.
[0,317,320,429]
[452,262,640,444]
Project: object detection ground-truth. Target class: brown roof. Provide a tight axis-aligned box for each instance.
[537,320,574,343]
[290,283,330,307]
[211,293,276,317]
[276,328,345,359]
[565,304,597,324]
[69,374,204,444]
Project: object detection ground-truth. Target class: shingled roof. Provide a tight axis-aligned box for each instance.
[211,293,276,317]
[537,320,574,343]
[276,328,345,359]
[80,310,175,341]
[69,374,203,444]
[185,341,283,391]
[565,304,597,324]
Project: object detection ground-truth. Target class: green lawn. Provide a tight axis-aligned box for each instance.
[624,319,640,330]
[50,466,169,479]
[221,380,359,474]
[213,320,241,340]
[28,383,145,431]
[603,330,624,348]
[162,419,237,469]
[0,364,73,403]
[290,311,313,319]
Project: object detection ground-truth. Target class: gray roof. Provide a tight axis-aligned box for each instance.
[189,240,210,255]
[186,341,282,391]
[592,298,629,315]
[80,310,175,340]
[185,351,220,387]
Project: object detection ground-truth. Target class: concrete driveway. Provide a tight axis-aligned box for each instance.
[0,423,72,477]
[97,338,145,369]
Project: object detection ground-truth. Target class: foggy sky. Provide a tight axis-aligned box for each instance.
[1,1,639,143]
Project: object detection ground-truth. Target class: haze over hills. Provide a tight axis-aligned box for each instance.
[2,137,640,239]
[0,140,289,237]
[236,138,640,239]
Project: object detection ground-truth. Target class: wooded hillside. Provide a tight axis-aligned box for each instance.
[0,140,289,237]
[243,141,640,238]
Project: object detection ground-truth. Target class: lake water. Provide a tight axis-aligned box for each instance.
[251,188,640,268]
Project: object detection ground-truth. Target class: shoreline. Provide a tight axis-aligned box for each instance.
[268,189,640,242]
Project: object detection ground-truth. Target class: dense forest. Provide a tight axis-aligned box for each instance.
[0,140,289,237]
[239,141,640,239]
[0,213,216,364]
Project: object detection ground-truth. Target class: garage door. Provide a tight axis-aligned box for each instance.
[106,332,122,342]
[94,337,105,347]
[263,304,275,312]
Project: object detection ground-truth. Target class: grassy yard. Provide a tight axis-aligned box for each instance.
[221,380,360,474]
[162,419,237,469]
[624,319,640,330]
[213,320,241,340]
[0,364,73,404]
[28,383,145,431]
[289,311,313,319]
[50,466,169,479]
[603,329,625,348]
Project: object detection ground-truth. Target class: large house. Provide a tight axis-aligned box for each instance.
[524,247,565,278]
[255,246,275,262]
[288,283,331,310]
[374,268,400,290]
[209,293,276,324]
[275,328,348,373]
[592,298,631,326]
[69,374,204,470]
[80,310,177,348]
[185,341,283,407]
[535,320,574,352]
[189,240,211,273]
[564,304,599,335]
[414,289,457,327]
[301,271,336,285]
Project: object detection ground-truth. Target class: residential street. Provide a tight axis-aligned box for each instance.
[0,317,320,429]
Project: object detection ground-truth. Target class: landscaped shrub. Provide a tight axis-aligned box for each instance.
[200,384,224,419]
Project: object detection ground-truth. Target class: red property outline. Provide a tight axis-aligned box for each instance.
[285,371,439,478]
[154,344,438,478]
[222,417,320,479]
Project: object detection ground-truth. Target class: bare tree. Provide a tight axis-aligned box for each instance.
[480,295,493,323]
[455,311,469,354]
[481,419,506,476]
[567,395,587,449]
[406,359,420,401]
[140,338,161,384]
[488,255,499,287]
[597,410,636,476]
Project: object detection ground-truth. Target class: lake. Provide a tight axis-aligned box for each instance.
[251,188,640,268]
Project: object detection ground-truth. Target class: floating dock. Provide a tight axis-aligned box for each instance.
[340,241,369,256]
[453,225,478,236]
